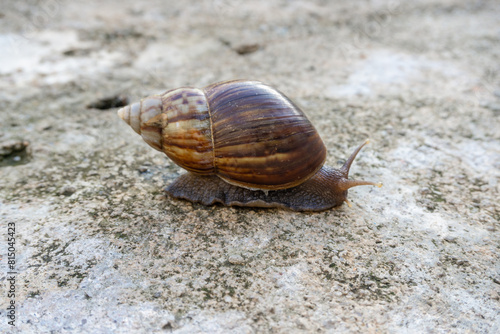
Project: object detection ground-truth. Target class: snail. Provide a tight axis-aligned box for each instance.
[117,80,381,211]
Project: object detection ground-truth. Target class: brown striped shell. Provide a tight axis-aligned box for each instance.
[117,80,327,190]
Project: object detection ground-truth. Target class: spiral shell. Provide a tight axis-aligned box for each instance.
[118,80,327,190]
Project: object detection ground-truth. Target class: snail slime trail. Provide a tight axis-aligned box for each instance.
[118,79,381,211]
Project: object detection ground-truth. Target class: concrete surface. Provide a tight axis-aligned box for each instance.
[0,0,499,333]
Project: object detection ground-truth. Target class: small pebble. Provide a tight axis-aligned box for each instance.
[0,140,30,157]
[228,254,245,265]
[138,166,149,173]
[61,186,76,196]
[234,43,260,55]
[443,236,457,243]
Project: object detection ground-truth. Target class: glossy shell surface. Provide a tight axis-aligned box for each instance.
[119,80,327,190]
[160,88,214,174]
[205,80,326,190]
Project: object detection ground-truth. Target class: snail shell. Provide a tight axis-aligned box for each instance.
[118,80,380,211]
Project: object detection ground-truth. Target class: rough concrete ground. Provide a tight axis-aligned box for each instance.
[0,0,499,333]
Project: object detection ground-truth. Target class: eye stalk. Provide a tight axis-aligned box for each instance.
[337,139,383,192]
[336,139,382,208]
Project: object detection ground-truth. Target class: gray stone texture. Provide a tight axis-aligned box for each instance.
[0,0,499,333]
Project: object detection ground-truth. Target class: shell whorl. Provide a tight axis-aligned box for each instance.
[116,96,164,151]
[159,88,214,174]
[118,80,327,190]
[205,80,326,190]
[117,88,215,174]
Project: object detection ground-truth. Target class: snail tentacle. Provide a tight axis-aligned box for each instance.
[336,139,382,191]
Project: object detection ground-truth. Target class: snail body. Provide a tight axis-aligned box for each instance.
[118,80,380,211]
